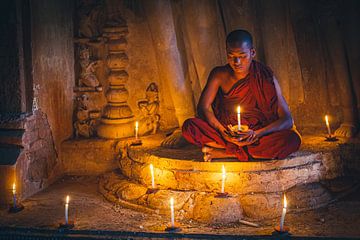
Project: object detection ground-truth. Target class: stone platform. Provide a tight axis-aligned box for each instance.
[99,134,360,223]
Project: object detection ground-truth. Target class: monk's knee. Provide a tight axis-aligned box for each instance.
[286,130,301,151]
[182,118,198,133]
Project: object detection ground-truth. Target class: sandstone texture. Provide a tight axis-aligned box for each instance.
[99,133,360,223]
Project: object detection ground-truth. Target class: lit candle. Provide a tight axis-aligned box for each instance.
[12,183,16,208]
[135,121,139,140]
[237,105,241,131]
[170,197,175,228]
[280,194,287,231]
[150,164,155,189]
[325,115,332,137]
[221,165,226,193]
[65,195,69,225]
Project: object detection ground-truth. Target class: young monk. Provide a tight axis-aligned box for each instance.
[182,29,301,161]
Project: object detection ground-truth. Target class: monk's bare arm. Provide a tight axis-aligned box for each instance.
[197,69,227,133]
[255,77,293,137]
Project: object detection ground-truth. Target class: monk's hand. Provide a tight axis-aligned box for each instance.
[242,130,259,144]
[221,129,251,147]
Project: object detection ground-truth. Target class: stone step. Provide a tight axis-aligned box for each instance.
[97,133,360,222]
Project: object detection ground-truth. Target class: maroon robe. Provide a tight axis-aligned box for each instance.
[182,61,301,161]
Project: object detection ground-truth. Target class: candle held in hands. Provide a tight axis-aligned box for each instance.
[237,105,241,131]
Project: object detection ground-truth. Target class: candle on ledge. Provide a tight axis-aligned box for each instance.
[325,115,332,138]
[65,195,69,225]
[12,183,16,208]
[135,121,139,140]
[279,194,287,231]
[237,105,241,131]
[221,165,226,193]
[150,164,155,189]
[170,197,175,228]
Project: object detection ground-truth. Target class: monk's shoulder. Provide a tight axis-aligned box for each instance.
[253,61,274,83]
[209,65,230,82]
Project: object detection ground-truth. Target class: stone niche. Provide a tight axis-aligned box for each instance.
[72,0,167,141]
[0,111,58,208]
[62,0,170,175]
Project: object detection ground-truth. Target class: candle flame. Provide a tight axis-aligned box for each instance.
[66,195,70,204]
[283,194,287,208]
[222,165,226,177]
[237,105,241,114]
[12,183,16,194]
[150,163,153,172]
[135,121,139,129]
[325,115,329,126]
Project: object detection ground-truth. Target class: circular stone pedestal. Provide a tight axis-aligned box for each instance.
[99,134,351,223]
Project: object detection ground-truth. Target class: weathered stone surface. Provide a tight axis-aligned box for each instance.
[287,182,333,211]
[240,193,282,220]
[191,193,243,224]
[119,183,148,201]
[120,134,342,194]
[146,190,192,211]
[61,138,118,175]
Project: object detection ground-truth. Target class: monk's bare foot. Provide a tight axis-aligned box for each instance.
[202,146,236,161]
[161,129,189,148]
[335,123,358,138]
[202,146,213,162]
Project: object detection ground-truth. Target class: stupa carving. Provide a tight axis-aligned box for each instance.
[96,19,135,139]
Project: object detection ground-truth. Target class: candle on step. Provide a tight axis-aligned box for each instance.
[150,164,155,189]
[237,105,241,131]
[279,194,287,231]
[170,197,175,228]
[12,183,16,208]
[325,115,332,137]
[221,165,226,193]
[135,121,139,140]
[65,195,69,225]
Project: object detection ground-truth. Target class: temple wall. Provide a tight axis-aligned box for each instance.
[31,0,75,150]
[0,0,23,113]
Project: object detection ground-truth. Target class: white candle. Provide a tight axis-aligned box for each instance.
[221,165,226,193]
[325,115,332,137]
[150,164,155,189]
[280,194,287,231]
[135,121,139,140]
[65,195,69,224]
[237,105,241,131]
[170,197,175,227]
[12,183,16,208]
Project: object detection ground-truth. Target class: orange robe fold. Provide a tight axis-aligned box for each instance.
[182,61,301,161]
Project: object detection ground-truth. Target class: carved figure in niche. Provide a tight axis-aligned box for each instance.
[74,94,96,138]
[78,45,101,89]
[137,82,160,135]
[77,0,105,38]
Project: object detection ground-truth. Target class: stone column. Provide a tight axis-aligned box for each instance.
[97,23,135,138]
[144,0,195,127]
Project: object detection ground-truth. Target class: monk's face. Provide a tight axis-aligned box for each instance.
[226,41,256,75]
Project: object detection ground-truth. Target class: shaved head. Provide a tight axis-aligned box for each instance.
[226,29,253,48]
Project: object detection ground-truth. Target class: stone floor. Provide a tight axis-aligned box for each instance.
[1,175,360,239]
